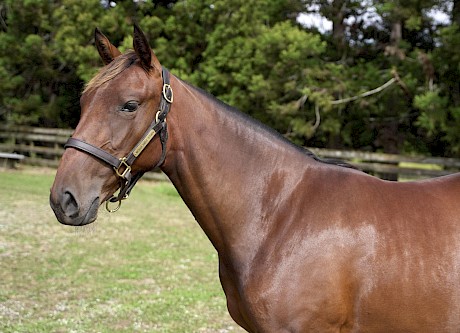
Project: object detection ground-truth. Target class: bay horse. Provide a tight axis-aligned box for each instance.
[50,25,460,332]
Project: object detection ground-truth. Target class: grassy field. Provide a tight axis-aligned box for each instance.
[0,167,245,333]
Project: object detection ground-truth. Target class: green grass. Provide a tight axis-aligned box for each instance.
[0,167,244,333]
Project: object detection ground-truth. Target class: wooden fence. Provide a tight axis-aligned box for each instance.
[1,125,460,180]
[307,148,460,180]
[0,125,72,168]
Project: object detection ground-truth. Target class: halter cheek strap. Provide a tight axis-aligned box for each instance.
[64,67,173,212]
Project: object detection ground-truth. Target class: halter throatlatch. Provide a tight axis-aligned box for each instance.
[64,67,173,213]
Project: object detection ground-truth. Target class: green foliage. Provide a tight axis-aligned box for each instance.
[200,18,325,125]
[1,0,459,156]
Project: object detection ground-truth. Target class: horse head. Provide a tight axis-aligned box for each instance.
[50,25,170,225]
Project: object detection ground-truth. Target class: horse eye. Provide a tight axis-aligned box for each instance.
[121,101,139,112]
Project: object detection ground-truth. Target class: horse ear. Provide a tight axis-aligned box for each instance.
[133,23,161,72]
[94,28,121,65]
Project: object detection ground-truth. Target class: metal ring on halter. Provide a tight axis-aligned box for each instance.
[163,84,173,103]
[105,197,122,213]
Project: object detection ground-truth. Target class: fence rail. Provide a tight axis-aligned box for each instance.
[1,125,459,180]
[0,125,72,168]
[307,148,460,179]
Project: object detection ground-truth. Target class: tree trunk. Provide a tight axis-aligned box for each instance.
[331,0,347,59]
[385,20,405,60]
[452,0,460,27]
[390,21,402,45]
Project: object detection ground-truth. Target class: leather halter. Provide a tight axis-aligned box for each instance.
[64,67,173,212]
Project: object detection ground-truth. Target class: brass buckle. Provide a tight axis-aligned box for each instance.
[114,157,131,179]
[163,84,173,103]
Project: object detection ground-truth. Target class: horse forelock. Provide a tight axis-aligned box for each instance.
[83,50,139,94]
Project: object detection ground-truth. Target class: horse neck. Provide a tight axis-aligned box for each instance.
[161,78,312,270]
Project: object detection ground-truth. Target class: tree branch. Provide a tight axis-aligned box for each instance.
[330,77,396,105]
[312,104,321,131]
[391,68,412,100]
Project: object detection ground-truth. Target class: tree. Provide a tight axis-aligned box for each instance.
[136,0,325,132]
[0,0,63,126]
[1,0,459,158]
[294,0,457,157]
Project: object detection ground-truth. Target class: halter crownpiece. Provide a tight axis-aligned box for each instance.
[64,67,173,212]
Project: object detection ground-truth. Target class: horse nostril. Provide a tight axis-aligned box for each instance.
[62,191,79,218]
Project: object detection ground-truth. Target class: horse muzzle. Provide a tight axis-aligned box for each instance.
[50,190,100,226]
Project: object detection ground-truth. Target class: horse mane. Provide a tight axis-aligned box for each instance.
[182,81,358,170]
[84,50,139,94]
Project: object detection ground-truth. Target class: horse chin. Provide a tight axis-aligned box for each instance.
[50,195,100,226]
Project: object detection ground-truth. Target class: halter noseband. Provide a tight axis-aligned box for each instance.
[64,67,173,212]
